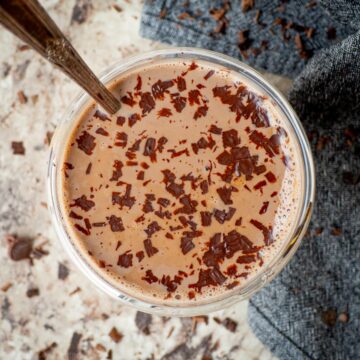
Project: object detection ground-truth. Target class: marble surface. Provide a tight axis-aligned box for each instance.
[0,1,290,359]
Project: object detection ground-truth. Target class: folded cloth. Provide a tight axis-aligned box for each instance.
[141,1,360,359]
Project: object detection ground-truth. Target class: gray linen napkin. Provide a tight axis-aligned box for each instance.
[140,1,360,359]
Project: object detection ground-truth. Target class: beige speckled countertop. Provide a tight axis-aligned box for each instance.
[0,1,291,359]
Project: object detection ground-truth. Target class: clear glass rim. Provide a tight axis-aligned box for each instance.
[47,47,315,316]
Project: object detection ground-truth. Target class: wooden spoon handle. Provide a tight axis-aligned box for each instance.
[0,0,120,114]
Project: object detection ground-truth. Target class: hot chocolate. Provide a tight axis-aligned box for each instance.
[58,59,302,305]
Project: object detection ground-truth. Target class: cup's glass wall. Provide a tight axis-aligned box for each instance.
[47,48,315,316]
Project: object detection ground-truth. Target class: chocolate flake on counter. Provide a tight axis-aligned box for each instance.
[176,76,187,92]
[96,127,109,136]
[145,221,161,237]
[241,0,254,12]
[139,92,156,115]
[116,116,125,126]
[94,109,110,121]
[58,262,69,280]
[171,93,187,113]
[115,132,128,148]
[327,27,336,40]
[142,269,158,284]
[159,9,167,18]
[250,219,273,245]
[69,211,83,220]
[136,251,145,262]
[17,90,27,104]
[204,70,215,80]
[76,131,96,155]
[71,195,95,211]
[152,79,174,100]
[158,108,173,117]
[110,160,123,181]
[117,251,133,268]
[224,230,253,258]
[67,332,82,360]
[238,30,252,51]
[26,287,40,298]
[209,124,222,134]
[6,234,32,261]
[38,342,58,359]
[331,227,342,236]
[321,308,337,327]
[222,318,238,332]
[143,138,156,159]
[194,105,208,120]
[214,207,236,224]
[121,92,136,107]
[85,162,92,175]
[135,311,152,335]
[112,184,135,209]
[144,239,159,257]
[108,215,125,232]
[200,211,212,226]
[128,113,141,127]
[109,327,123,343]
[11,141,25,155]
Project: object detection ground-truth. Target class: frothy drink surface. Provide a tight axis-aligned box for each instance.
[59,59,302,305]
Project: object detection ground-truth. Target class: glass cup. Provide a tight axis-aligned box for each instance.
[47,48,315,316]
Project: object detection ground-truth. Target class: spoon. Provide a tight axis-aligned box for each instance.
[0,0,120,114]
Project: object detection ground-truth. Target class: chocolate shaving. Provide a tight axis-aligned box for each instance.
[108,215,125,232]
[224,230,253,258]
[200,211,212,226]
[180,231,202,255]
[128,113,141,127]
[144,239,159,257]
[112,184,135,209]
[250,219,273,245]
[116,116,126,126]
[209,124,222,134]
[158,108,173,117]
[177,76,187,92]
[171,93,187,113]
[6,234,32,261]
[145,221,161,237]
[194,105,209,120]
[117,251,133,268]
[142,269,159,284]
[152,79,174,100]
[121,92,136,107]
[136,251,145,262]
[95,127,109,136]
[110,160,123,181]
[76,131,96,155]
[139,92,156,115]
[71,195,95,211]
[143,137,157,162]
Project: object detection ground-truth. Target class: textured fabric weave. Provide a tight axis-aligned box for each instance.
[140,1,360,359]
